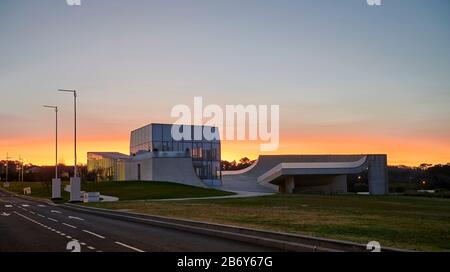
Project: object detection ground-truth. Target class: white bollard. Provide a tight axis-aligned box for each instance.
[52,178,61,199]
[69,177,81,202]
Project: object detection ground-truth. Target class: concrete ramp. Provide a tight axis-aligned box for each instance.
[220,155,388,195]
[126,154,207,188]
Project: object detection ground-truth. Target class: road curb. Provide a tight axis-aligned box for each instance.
[0,188,55,205]
[62,203,411,252]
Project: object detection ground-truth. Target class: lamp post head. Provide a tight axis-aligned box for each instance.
[58,89,77,97]
[43,105,58,112]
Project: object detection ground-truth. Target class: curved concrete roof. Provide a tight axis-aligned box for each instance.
[220,155,371,193]
[257,156,368,186]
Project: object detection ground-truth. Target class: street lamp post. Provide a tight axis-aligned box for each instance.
[18,155,23,182]
[21,158,24,182]
[43,105,61,199]
[18,155,21,182]
[4,153,13,188]
[58,89,81,202]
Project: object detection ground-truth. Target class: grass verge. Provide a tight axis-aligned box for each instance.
[3,181,234,201]
[87,194,450,251]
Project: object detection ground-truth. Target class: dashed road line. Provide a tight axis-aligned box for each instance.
[14,211,44,225]
[37,214,45,218]
[68,216,84,221]
[12,211,102,252]
[62,223,77,229]
[51,210,62,214]
[47,217,59,222]
[115,242,145,252]
[5,205,13,208]
[82,230,105,239]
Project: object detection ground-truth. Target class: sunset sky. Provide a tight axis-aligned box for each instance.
[1,0,450,166]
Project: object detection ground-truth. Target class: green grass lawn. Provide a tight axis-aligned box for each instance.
[87,194,450,252]
[4,181,234,201]
[83,181,234,200]
[5,181,70,202]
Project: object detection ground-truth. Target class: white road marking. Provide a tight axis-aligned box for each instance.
[82,230,105,239]
[51,210,62,214]
[87,246,95,250]
[14,212,38,223]
[66,240,81,252]
[115,242,145,252]
[47,217,58,222]
[5,205,13,208]
[37,214,45,218]
[80,242,86,246]
[21,204,29,207]
[1,212,11,216]
[62,223,77,229]
[38,205,46,207]
[13,212,54,232]
[68,216,84,221]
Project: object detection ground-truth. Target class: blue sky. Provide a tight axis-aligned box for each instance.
[0,0,449,165]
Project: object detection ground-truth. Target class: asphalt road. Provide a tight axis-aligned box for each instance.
[0,190,274,252]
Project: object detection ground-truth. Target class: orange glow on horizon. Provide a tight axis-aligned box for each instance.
[1,133,449,167]
[221,134,450,166]
[0,138,129,166]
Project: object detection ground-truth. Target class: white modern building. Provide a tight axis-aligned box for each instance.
[87,123,389,195]
[87,123,222,187]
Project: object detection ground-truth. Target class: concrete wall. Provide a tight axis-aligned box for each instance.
[152,157,206,188]
[330,175,348,193]
[279,174,348,194]
[125,158,153,181]
[125,156,206,188]
[368,155,389,195]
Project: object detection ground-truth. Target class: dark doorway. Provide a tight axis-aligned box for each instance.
[137,164,141,181]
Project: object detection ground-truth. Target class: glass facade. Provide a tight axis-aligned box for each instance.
[130,124,221,180]
[87,152,128,181]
